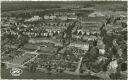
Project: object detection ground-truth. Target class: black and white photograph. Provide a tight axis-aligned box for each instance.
[1,0,127,79]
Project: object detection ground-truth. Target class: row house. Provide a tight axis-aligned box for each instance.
[44,15,60,20]
[44,14,77,20]
[28,38,63,47]
[79,17,105,24]
[22,27,63,38]
[58,16,68,21]
[68,15,77,20]
[82,35,97,41]
[44,15,68,21]
[2,23,10,27]
[72,30,98,41]
[42,21,72,27]
[44,15,50,19]
[44,22,66,27]
[53,12,67,16]
[73,28,100,36]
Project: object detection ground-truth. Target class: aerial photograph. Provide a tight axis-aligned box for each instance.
[1,1,127,79]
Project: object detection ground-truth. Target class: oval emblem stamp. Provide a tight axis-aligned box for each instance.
[10,68,23,76]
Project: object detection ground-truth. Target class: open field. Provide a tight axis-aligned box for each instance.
[2,1,127,12]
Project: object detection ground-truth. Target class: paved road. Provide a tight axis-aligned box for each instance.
[75,57,83,73]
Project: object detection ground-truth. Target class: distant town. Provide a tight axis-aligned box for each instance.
[1,1,127,79]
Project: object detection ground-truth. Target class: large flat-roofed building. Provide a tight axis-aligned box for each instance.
[25,16,42,22]
[88,11,105,17]
[68,41,89,51]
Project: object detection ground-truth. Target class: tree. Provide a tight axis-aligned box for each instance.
[106,16,112,24]
[28,62,37,72]
[100,28,107,37]
[73,30,78,35]
[78,31,82,35]
[18,35,29,48]
[121,22,127,28]
[93,40,97,47]
[83,46,101,73]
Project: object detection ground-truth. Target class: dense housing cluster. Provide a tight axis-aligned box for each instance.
[1,3,127,79]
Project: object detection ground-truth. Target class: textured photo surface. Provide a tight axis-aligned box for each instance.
[1,1,127,79]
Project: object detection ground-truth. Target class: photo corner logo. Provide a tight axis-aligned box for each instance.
[10,68,23,76]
